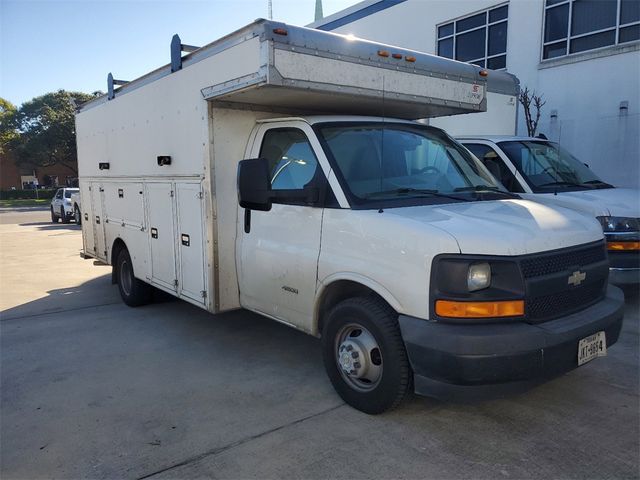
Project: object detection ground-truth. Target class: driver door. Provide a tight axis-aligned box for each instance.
[238,122,329,332]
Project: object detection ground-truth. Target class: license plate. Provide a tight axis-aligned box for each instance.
[578,331,607,366]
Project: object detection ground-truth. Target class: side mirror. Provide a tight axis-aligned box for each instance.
[238,158,272,211]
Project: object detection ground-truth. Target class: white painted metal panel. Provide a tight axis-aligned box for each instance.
[90,184,107,261]
[79,182,96,257]
[102,183,145,229]
[146,182,177,290]
[176,182,207,304]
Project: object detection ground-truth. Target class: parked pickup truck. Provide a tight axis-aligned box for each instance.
[460,136,640,285]
[75,20,625,413]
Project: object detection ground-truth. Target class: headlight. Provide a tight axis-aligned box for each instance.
[467,262,491,291]
[597,216,639,233]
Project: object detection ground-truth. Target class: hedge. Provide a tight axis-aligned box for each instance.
[0,189,58,200]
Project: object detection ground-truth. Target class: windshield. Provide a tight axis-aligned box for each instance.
[316,123,507,207]
[64,189,79,198]
[498,141,611,192]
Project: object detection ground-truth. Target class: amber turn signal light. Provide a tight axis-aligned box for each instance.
[435,300,524,318]
[377,50,390,57]
[405,56,416,62]
[479,69,489,77]
[273,28,288,36]
[607,241,640,251]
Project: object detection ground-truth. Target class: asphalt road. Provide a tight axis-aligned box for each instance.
[1,208,638,479]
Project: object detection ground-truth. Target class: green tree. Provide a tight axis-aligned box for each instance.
[7,90,98,175]
[0,97,18,155]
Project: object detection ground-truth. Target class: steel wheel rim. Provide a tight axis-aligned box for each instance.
[335,323,383,392]
[120,260,133,296]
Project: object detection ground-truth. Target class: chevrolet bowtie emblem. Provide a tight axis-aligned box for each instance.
[568,270,587,287]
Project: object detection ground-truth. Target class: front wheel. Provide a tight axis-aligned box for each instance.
[60,206,70,224]
[74,205,82,225]
[321,296,412,414]
[116,248,152,307]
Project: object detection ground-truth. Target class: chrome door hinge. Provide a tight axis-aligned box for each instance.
[170,190,175,197]
[174,279,179,287]
[197,192,203,199]
[200,290,207,298]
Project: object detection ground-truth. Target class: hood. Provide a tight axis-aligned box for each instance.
[521,188,640,219]
[387,199,603,255]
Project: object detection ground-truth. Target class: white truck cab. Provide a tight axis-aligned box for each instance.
[459,136,640,285]
[75,20,624,413]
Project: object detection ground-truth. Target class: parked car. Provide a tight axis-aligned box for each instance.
[50,187,79,224]
[459,136,640,285]
[70,191,82,225]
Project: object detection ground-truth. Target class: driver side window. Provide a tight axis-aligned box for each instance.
[260,129,319,192]
[464,143,525,193]
[55,189,63,199]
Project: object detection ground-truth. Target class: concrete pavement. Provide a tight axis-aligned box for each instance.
[1,208,638,479]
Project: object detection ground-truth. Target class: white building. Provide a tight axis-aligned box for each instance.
[310,0,640,188]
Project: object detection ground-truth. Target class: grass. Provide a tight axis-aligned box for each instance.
[0,199,51,208]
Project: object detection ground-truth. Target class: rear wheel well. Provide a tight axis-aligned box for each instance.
[110,238,127,284]
[316,280,391,336]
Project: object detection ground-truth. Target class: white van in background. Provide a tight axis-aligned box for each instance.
[459,137,639,285]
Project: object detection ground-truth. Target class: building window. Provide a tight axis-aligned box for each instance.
[437,4,509,70]
[543,0,640,60]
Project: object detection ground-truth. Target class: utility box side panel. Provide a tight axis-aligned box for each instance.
[176,182,207,304]
[145,182,178,291]
[79,182,96,258]
[75,36,263,179]
[209,107,275,312]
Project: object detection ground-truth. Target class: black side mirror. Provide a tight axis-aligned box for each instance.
[238,158,272,211]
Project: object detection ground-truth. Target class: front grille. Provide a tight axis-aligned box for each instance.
[527,279,606,322]
[521,242,606,278]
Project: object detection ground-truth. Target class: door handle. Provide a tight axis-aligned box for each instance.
[181,234,190,247]
[151,228,158,239]
[244,209,251,234]
[95,216,100,224]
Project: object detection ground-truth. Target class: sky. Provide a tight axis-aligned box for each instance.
[0,0,358,106]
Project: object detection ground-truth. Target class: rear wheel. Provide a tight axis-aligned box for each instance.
[60,206,70,224]
[51,207,59,223]
[116,248,152,307]
[74,205,82,225]
[321,296,412,414]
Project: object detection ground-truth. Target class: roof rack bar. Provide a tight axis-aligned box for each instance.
[171,34,200,72]
[107,73,130,100]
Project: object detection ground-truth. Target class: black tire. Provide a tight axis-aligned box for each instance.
[60,206,70,224]
[51,207,59,223]
[116,248,153,307]
[321,296,412,414]
[74,204,82,225]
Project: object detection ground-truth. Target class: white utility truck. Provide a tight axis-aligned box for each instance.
[76,20,624,414]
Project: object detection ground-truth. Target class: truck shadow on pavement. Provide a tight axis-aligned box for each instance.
[19,221,81,231]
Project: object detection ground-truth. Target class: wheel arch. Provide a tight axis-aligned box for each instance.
[110,238,128,284]
[314,274,401,337]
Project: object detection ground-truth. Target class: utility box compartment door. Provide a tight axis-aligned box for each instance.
[90,184,107,261]
[80,182,96,257]
[176,183,206,304]
[146,182,177,291]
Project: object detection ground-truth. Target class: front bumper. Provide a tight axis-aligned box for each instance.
[608,250,639,285]
[398,285,625,401]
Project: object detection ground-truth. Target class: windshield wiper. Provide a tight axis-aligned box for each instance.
[454,185,520,198]
[365,187,470,202]
[582,180,614,189]
[537,180,593,189]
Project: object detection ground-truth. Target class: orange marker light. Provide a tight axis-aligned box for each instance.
[435,300,524,318]
[392,53,403,59]
[479,69,489,77]
[405,56,416,62]
[607,241,640,251]
[377,50,390,57]
[273,28,288,36]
